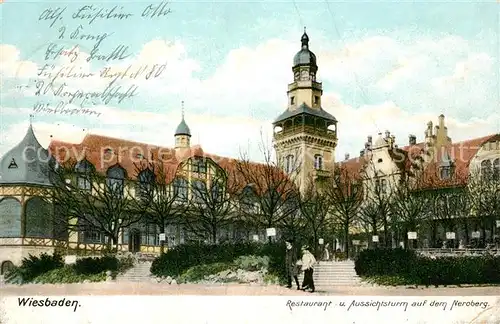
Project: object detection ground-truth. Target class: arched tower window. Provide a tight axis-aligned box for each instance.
[0,198,21,237]
[285,155,295,173]
[314,154,323,170]
[493,158,500,180]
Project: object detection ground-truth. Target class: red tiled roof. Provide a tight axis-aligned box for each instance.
[337,134,499,190]
[48,134,290,194]
[416,134,500,189]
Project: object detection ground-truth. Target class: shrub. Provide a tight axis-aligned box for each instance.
[117,254,135,274]
[178,262,234,283]
[33,266,106,284]
[234,255,270,271]
[151,242,287,283]
[355,248,500,286]
[74,255,118,275]
[17,253,64,283]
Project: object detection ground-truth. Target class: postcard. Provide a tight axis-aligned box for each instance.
[0,0,499,323]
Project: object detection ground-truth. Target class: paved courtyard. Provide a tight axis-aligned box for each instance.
[1,282,499,296]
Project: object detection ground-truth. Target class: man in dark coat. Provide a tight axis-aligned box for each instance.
[285,239,300,289]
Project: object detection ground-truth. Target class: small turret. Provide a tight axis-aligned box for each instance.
[175,101,191,149]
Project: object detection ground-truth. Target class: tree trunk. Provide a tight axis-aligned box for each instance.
[159,224,166,255]
[344,221,349,259]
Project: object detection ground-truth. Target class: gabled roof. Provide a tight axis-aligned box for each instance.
[340,134,499,190]
[273,103,337,124]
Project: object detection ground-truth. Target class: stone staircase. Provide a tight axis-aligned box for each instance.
[298,261,362,288]
[116,260,153,282]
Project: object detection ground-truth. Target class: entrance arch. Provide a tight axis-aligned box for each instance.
[1,260,15,275]
[129,229,141,253]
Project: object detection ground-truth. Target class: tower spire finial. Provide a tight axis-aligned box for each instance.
[29,114,34,125]
[181,100,185,120]
[304,26,306,33]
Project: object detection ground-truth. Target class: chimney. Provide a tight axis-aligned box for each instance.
[360,149,364,157]
[367,135,372,143]
[409,134,416,145]
[345,153,350,161]
[385,130,390,139]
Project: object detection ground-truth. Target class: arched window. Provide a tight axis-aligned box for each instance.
[25,197,53,238]
[136,169,155,200]
[314,154,323,170]
[380,179,387,193]
[106,165,126,198]
[75,159,94,191]
[285,155,295,173]
[173,177,188,202]
[211,182,224,202]
[0,198,21,237]
[493,158,500,181]
[192,180,206,204]
[481,160,492,180]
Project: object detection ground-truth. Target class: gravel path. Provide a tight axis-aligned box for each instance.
[1,282,499,296]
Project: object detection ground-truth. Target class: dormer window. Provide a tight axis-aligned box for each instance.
[75,159,94,191]
[440,166,452,180]
[136,153,144,159]
[8,158,18,169]
[377,158,383,163]
[104,148,113,155]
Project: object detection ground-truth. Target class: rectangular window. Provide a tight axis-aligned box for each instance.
[314,96,319,105]
[291,96,295,105]
[77,176,91,191]
[192,157,207,174]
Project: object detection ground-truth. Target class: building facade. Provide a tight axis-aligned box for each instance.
[341,115,500,248]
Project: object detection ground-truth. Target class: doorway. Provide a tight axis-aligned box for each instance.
[129,229,141,253]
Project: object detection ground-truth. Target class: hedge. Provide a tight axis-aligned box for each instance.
[151,242,288,283]
[5,253,132,285]
[355,248,500,286]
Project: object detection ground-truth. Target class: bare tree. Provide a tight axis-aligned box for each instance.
[358,167,394,248]
[235,133,300,242]
[134,160,188,254]
[299,182,332,256]
[325,164,363,259]
[184,163,239,244]
[466,167,500,246]
[49,159,145,251]
[390,175,431,249]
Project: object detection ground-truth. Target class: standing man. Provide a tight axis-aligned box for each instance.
[285,239,300,289]
[300,245,316,293]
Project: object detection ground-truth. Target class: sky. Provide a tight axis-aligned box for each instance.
[0,0,499,162]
